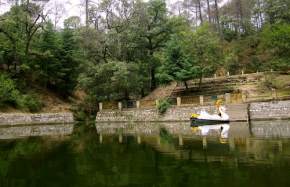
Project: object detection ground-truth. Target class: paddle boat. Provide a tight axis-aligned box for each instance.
[190,100,230,126]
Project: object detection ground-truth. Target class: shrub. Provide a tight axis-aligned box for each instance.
[0,74,20,106]
[17,94,43,112]
[157,98,171,114]
[262,73,286,89]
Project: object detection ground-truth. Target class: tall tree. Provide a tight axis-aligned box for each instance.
[206,0,211,23]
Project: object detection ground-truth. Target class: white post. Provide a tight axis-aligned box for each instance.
[99,102,103,111]
[199,95,204,106]
[272,88,277,100]
[214,74,217,79]
[136,100,140,109]
[119,134,123,143]
[242,92,247,103]
[229,138,235,151]
[99,134,103,144]
[225,93,231,104]
[177,97,181,106]
[202,137,207,149]
[137,135,141,144]
[155,99,159,107]
[179,135,183,146]
[242,70,244,75]
[227,71,230,77]
[118,102,122,110]
[156,136,161,145]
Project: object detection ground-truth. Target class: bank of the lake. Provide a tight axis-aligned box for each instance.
[96,100,290,122]
[0,113,74,139]
[0,113,74,125]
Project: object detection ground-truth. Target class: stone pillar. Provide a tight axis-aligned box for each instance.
[199,95,204,106]
[271,69,273,72]
[118,102,122,110]
[242,92,247,103]
[137,135,141,144]
[227,71,230,77]
[99,134,103,144]
[155,99,159,107]
[225,93,231,104]
[136,100,140,109]
[119,134,123,143]
[99,102,103,111]
[156,136,161,145]
[242,70,244,75]
[177,97,181,106]
[272,88,277,100]
[178,135,183,146]
[202,137,207,149]
[229,138,235,151]
[214,74,217,79]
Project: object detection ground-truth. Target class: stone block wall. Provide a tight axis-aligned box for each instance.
[0,113,74,125]
[249,100,290,120]
[96,104,248,122]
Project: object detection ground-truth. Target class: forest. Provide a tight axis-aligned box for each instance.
[0,0,289,112]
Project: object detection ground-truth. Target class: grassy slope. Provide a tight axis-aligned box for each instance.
[0,88,71,113]
[143,73,290,100]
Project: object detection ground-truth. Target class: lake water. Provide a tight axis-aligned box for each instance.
[1,121,290,187]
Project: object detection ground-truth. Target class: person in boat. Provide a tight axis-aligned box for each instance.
[215,99,223,117]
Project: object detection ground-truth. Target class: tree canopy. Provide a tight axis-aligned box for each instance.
[0,0,289,111]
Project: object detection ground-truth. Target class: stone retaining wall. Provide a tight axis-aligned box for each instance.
[96,104,248,122]
[0,113,74,125]
[249,100,290,120]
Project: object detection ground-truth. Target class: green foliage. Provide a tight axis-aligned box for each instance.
[0,0,290,113]
[158,24,222,87]
[264,0,290,24]
[79,60,142,101]
[17,94,42,112]
[0,74,19,106]
[157,98,171,114]
[260,23,290,70]
[262,73,288,89]
[0,73,42,112]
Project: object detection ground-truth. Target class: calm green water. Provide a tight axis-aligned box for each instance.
[1,121,290,187]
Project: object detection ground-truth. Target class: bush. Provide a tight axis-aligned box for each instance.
[262,73,286,89]
[157,98,171,114]
[17,94,43,112]
[0,74,20,106]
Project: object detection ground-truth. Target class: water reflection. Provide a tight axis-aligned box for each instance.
[0,121,290,187]
[192,124,230,138]
[0,123,74,139]
[95,121,290,164]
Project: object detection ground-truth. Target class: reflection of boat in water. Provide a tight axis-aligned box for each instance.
[190,100,230,126]
[192,124,230,139]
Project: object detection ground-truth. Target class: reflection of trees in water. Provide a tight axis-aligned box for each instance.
[1,123,290,186]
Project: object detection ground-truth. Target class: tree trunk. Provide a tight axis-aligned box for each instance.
[150,67,156,91]
[199,75,203,89]
[197,0,203,25]
[184,81,189,90]
[85,0,89,27]
[257,0,263,29]
[235,0,243,36]
[214,0,223,39]
[206,0,211,23]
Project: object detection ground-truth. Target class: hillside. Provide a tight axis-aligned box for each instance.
[142,72,290,101]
